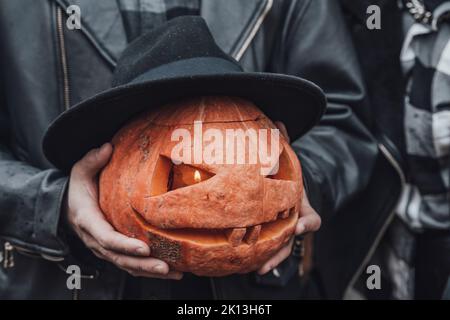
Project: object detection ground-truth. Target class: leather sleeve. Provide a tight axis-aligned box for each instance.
[0,81,68,257]
[271,0,378,222]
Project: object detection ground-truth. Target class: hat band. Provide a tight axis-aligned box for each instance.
[130,57,243,84]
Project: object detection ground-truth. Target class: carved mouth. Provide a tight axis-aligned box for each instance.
[131,206,298,247]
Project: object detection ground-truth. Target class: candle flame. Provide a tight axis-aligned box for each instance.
[194,170,201,183]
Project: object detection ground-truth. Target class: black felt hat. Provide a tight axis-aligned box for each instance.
[43,16,326,172]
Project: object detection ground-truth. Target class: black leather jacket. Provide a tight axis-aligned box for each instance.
[0,0,403,299]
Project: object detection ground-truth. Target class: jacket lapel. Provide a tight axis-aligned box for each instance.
[55,0,128,66]
[55,0,270,65]
[201,0,271,60]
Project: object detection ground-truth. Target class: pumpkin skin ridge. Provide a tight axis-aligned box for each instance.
[99,111,165,237]
[154,117,286,176]
[147,95,264,125]
[145,116,266,127]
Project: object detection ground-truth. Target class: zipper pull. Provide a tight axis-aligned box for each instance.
[292,236,305,277]
[3,242,15,269]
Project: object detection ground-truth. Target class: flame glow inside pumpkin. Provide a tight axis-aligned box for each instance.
[99,96,303,276]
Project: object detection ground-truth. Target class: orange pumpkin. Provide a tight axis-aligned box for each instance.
[99,96,303,276]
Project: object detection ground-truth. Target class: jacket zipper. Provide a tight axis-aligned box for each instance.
[56,6,71,110]
[1,240,65,261]
[344,143,406,296]
[2,242,15,269]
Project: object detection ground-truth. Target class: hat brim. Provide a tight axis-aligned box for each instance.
[43,72,326,172]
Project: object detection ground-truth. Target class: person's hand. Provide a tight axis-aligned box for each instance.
[257,191,320,275]
[65,142,183,280]
[257,122,321,275]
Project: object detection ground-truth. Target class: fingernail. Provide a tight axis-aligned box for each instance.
[136,246,149,256]
[153,264,167,274]
[100,143,109,152]
[173,273,184,280]
[258,269,268,275]
[296,223,305,234]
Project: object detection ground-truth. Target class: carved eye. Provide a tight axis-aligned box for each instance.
[149,155,214,196]
[168,163,214,190]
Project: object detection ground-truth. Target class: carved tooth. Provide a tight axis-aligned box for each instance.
[225,228,246,247]
[245,225,261,245]
[279,209,290,219]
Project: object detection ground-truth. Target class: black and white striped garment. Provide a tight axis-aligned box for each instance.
[397,0,450,230]
[117,0,200,42]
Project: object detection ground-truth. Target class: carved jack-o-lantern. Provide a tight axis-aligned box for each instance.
[99,96,303,276]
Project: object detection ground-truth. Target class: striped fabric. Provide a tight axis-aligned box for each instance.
[117,0,200,42]
[397,1,450,231]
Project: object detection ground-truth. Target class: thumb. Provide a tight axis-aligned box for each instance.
[75,143,113,178]
[295,192,321,235]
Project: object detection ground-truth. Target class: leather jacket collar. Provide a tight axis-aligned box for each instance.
[55,0,272,65]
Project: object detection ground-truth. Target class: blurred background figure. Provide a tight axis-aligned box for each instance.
[341,0,450,299]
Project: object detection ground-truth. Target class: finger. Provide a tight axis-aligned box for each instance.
[257,238,294,275]
[128,270,184,280]
[274,121,290,143]
[90,243,183,280]
[75,227,102,252]
[99,249,172,276]
[79,211,150,256]
[74,143,113,178]
[296,206,321,235]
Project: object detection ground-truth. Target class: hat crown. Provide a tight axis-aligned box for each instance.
[112,16,238,86]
